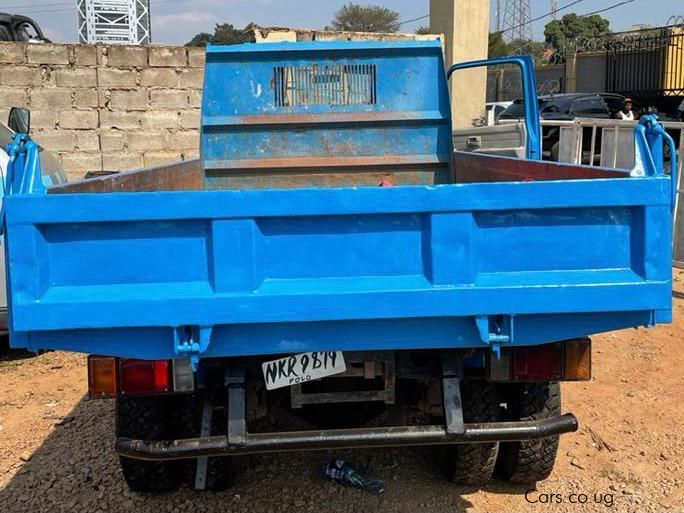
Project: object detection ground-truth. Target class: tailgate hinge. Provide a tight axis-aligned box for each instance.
[475,315,515,358]
[174,326,213,371]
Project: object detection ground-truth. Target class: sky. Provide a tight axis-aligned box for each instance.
[3,0,681,45]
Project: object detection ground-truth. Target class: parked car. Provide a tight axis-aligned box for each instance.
[0,13,49,42]
[499,93,629,160]
[483,101,513,126]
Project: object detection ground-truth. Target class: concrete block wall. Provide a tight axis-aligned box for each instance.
[0,42,205,181]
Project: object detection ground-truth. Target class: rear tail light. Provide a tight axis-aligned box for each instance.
[119,359,170,395]
[513,345,563,381]
[488,338,591,382]
[88,356,193,398]
[88,356,118,398]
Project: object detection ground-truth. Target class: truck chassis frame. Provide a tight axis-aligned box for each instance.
[116,355,578,461]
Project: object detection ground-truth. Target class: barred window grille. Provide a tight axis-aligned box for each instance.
[274,64,377,107]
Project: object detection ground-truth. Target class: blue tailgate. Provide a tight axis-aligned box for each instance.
[2,41,673,360]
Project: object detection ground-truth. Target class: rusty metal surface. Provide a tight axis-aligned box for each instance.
[116,414,580,460]
[203,154,450,171]
[205,169,452,190]
[203,111,445,127]
[49,160,204,194]
[47,150,629,196]
[201,41,453,182]
[453,151,628,183]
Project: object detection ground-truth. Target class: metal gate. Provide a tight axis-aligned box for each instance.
[604,25,684,97]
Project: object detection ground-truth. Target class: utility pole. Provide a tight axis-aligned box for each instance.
[496,0,502,32]
[77,0,151,44]
[501,0,533,43]
[551,0,559,20]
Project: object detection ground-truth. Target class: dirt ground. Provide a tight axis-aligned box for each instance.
[1,280,683,513]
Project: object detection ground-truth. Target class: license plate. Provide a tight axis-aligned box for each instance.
[262,351,346,391]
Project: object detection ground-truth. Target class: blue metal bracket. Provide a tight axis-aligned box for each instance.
[174,326,213,371]
[475,315,515,358]
[634,114,678,212]
[1,133,44,236]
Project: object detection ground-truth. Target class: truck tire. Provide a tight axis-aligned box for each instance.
[496,382,560,483]
[446,380,501,486]
[116,395,178,492]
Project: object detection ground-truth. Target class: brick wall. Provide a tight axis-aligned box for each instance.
[0,42,205,181]
[0,33,440,182]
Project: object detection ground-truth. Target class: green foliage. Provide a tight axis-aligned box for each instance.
[544,13,610,49]
[488,32,508,58]
[415,25,432,35]
[509,38,549,61]
[186,22,254,47]
[329,3,401,33]
[186,32,213,47]
[488,34,555,65]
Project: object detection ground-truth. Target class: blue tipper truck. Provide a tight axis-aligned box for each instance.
[2,41,676,491]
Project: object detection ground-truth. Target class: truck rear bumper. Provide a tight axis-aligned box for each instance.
[116,413,578,461]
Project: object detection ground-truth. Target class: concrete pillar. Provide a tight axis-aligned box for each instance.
[430,0,490,127]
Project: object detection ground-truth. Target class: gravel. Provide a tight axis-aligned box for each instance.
[1,284,684,512]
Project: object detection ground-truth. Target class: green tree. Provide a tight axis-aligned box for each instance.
[488,32,509,58]
[544,13,610,50]
[186,22,254,47]
[415,25,432,35]
[329,3,401,33]
[186,32,213,47]
[512,39,550,64]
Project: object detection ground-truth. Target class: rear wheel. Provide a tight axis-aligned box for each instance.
[442,380,501,486]
[496,382,561,483]
[116,395,179,492]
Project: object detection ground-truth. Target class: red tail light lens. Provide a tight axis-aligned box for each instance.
[488,339,591,382]
[513,345,562,381]
[119,359,170,395]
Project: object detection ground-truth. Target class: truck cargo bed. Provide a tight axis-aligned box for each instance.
[6,153,672,359]
[3,41,673,361]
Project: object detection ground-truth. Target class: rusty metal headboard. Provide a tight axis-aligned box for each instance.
[201,40,453,187]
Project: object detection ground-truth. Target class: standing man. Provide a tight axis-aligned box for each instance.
[677,98,684,122]
[615,98,635,120]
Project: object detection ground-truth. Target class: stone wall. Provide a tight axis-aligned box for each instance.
[0,42,205,181]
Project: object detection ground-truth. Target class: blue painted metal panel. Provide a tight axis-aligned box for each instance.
[3,174,673,358]
[200,41,452,181]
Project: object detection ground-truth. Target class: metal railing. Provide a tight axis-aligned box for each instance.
[540,117,684,267]
[540,118,684,171]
